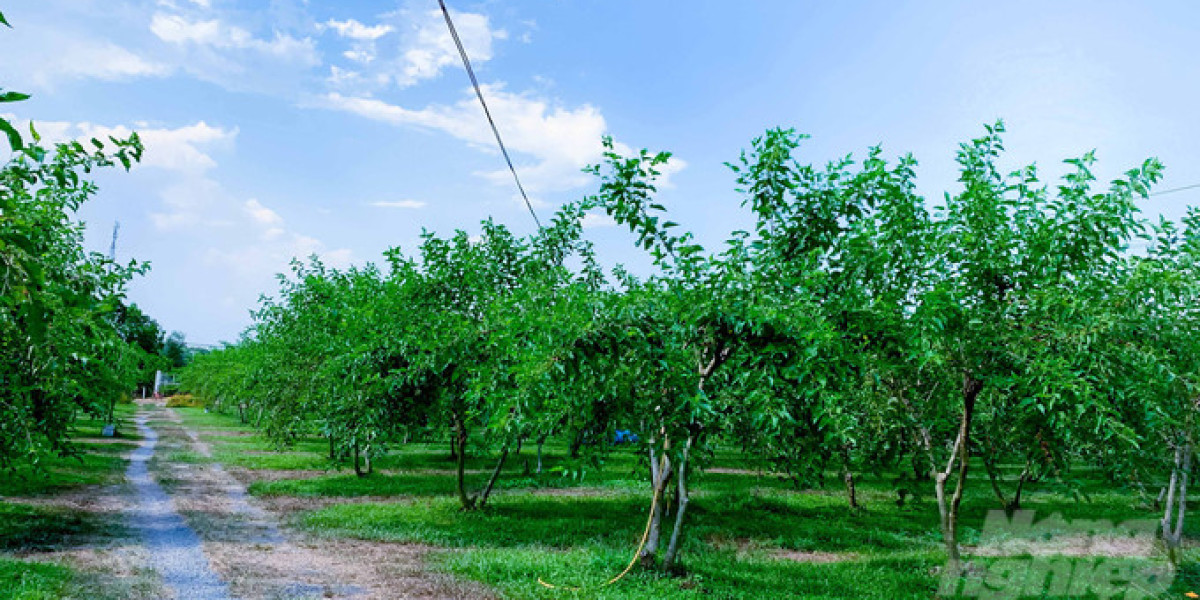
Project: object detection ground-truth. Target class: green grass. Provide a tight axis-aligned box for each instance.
[0,503,116,552]
[173,406,1198,599]
[0,557,77,600]
[438,548,943,600]
[0,403,141,600]
[0,403,137,497]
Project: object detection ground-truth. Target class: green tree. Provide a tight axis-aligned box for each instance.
[1,12,146,465]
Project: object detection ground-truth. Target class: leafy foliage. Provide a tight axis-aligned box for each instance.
[182,122,1195,575]
[1,14,157,466]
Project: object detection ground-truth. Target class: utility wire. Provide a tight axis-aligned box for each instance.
[1150,182,1200,198]
[438,0,542,230]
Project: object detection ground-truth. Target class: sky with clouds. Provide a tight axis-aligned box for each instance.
[3,0,1199,345]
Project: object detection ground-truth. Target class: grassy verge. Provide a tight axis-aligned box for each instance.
[175,406,1197,599]
[0,557,76,600]
[0,401,142,600]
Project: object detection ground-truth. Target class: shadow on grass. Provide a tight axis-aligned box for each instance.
[0,503,115,552]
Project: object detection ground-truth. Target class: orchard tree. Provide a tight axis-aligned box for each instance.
[1,14,147,466]
[581,138,837,571]
[906,123,1163,574]
[1101,210,1200,566]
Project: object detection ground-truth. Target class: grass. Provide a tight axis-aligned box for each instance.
[0,557,76,600]
[176,406,1198,599]
[0,403,139,497]
[0,503,114,552]
[0,402,141,600]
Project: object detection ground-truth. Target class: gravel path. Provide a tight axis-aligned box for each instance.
[129,410,235,600]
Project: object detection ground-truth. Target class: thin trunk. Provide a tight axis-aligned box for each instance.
[940,373,981,578]
[353,441,366,477]
[476,445,510,509]
[984,455,1008,510]
[1011,463,1030,512]
[328,434,335,460]
[841,445,858,509]
[1163,443,1191,567]
[640,437,671,568]
[1172,448,1190,561]
[940,374,979,576]
[1161,446,1179,537]
[662,435,693,573]
[844,471,859,509]
[935,471,953,566]
[454,414,474,509]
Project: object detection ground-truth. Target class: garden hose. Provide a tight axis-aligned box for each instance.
[536,486,661,591]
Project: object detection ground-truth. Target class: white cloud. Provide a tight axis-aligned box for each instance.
[324,19,394,41]
[371,199,427,209]
[32,118,352,281]
[245,198,284,226]
[4,35,169,88]
[21,119,236,175]
[394,9,502,87]
[581,212,617,229]
[322,86,611,195]
[321,86,686,201]
[150,13,320,65]
[324,8,505,93]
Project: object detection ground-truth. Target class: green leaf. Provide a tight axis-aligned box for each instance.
[0,118,23,151]
[0,11,9,27]
[0,90,30,103]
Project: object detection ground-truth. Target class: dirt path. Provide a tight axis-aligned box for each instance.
[129,411,234,600]
[138,401,488,600]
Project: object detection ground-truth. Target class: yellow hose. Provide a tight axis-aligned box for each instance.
[536,486,661,591]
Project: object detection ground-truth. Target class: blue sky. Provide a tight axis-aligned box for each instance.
[3,1,1199,344]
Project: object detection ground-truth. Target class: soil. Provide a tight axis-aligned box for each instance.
[5,400,492,600]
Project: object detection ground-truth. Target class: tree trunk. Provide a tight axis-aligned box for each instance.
[841,445,858,509]
[844,471,859,509]
[1162,442,1191,567]
[476,445,510,509]
[454,414,474,510]
[1011,463,1029,512]
[661,434,693,573]
[353,441,367,477]
[939,373,981,578]
[640,437,672,568]
[328,434,335,460]
[984,455,1009,511]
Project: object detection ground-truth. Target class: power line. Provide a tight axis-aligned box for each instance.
[438,0,542,230]
[1150,182,1200,198]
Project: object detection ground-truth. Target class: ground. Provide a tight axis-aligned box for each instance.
[1,401,1197,599]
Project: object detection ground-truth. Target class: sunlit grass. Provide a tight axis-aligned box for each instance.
[175,405,1197,599]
